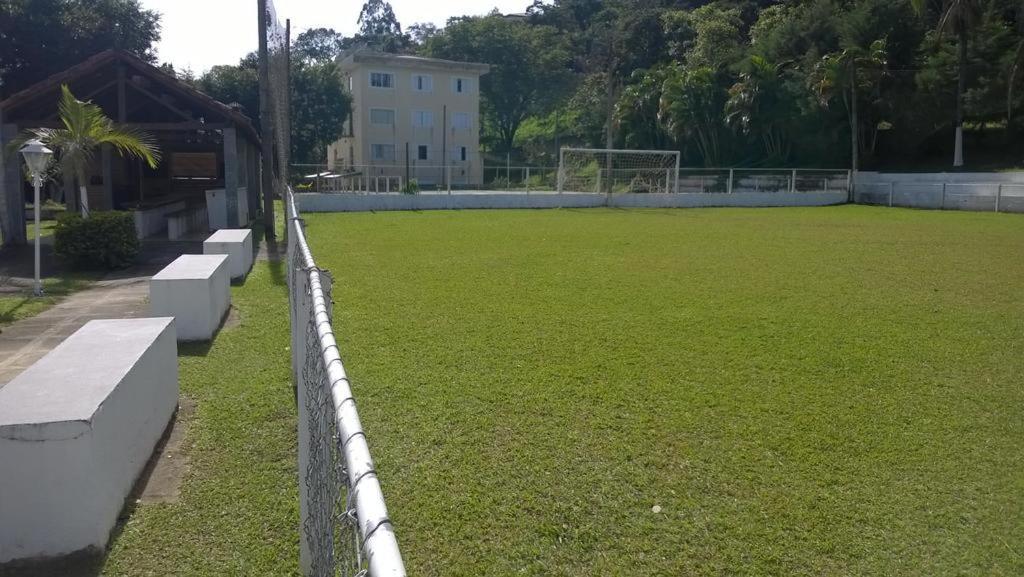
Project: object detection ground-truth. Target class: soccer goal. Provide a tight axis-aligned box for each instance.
[557,148,681,194]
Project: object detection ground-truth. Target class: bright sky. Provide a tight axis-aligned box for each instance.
[140,0,532,74]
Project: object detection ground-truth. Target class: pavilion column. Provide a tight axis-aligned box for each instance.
[101,144,113,210]
[0,121,27,247]
[223,126,239,228]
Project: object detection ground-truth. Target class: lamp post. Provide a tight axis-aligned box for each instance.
[19,139,53,297]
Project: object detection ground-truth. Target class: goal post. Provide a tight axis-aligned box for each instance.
[557,148,681,195]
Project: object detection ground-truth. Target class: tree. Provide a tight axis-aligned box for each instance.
[357,0,406,52]
[659,65,728,167]
[615,67,673,150]
[725,55,795,163]
[197,59,260,120]
[426,15,572,154]
[812,39,888,175]
[407,22,440,47]
[290,63,351,165]
[21,85,159,217]
[911,0,984,167]
[293,28,345,65]
[0,0,160,98]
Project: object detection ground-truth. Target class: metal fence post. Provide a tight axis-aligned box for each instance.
[727,169,734,194]
[447,164,452,194]
[525,167,530,194]
[889,182,894,207]
[996,184,1002,213]
[941,182,947,209]
[790,169,797,193]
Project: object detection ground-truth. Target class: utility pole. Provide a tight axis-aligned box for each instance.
[257,0,276,239]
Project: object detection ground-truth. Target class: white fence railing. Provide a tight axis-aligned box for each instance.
[855,180,1024,213]
[294,164,850,196]
[287,188,406,576]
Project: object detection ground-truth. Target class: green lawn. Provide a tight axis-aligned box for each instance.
[294,206,1023,576]
[95,206,1023,576]
[0,275,93,327]
[101,254,299,575]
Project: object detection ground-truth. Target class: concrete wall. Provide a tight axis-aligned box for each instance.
[295,191,848,213]
[0,318,178,562]
[855,172,1024,213]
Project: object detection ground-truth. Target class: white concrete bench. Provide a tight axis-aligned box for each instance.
[0,318,178,563]
[203,229,254,280]
[150,254,230,341]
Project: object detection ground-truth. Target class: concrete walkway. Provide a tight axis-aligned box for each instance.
[0,237,205,387]
[0,278,150,386]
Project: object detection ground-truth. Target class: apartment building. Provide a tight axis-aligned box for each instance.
[326,50,490,189]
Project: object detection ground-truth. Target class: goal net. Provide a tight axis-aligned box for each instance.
[558,148,680,194]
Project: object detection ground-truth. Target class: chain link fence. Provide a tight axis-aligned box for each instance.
[286,188,406,577]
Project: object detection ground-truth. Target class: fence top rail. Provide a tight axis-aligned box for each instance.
[561,147,681,155]
[287,187,406,577]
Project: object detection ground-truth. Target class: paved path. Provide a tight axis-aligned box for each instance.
[0,278,150,386]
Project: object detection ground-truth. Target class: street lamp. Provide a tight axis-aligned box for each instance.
[19,139,53,297]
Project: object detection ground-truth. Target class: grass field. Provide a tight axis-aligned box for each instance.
[296,206,1024,576]
[93,205,1023,576]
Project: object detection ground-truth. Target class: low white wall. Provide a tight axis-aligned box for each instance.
[855,172,1024,213]
[296,191,847,213]
[150,255,231,341]
[133,200,186,239]
[0,318,178,563]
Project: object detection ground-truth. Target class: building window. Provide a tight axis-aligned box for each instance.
[370,71,394,88]
[412,110,433,128]
[460,146,468,162]
[413,74,433,92]
[452,112,471,130]
[453,77,469,93]
[417,145,429,161]
[370,108,395,125]
[451,146,468,162]
[371,144,395,161]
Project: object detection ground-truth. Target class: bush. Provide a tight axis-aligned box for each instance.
[401,179,420,194]
[54,211,140,269]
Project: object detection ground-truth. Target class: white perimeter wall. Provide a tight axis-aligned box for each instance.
[296,191,847,213]
[855,172,1024,213]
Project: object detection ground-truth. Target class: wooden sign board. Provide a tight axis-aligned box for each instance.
[171,152,218,178]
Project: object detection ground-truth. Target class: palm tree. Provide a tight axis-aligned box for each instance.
[911,0,983,168]
[812,39,888,180]
[726,55,793,163]
[22,85,160,218]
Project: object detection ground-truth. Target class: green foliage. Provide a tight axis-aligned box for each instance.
[425,15,572,153]
[0,0,160,99]
[401,178,420,194]
[54,210,139,269]
[660,65,728,166]
[290,62,351,165]
[356,0,407,52]
[20,85,160,217]
[198,44,351,166]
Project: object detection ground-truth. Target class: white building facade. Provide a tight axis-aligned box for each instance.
[327,51,490,189]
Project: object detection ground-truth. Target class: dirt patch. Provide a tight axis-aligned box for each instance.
[220,305,242,332]
[136,397,196,504]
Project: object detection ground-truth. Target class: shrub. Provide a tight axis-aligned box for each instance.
[54,211,140,269]
[401,179,420,194]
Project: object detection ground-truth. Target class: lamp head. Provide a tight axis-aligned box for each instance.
[19,139,53,179]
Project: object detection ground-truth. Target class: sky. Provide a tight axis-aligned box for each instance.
[139,0,532,74]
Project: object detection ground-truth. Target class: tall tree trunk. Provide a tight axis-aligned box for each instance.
[850,62,859,202]
[954,17,967,167]
[77,170,90,218]
[604,73,615,194]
